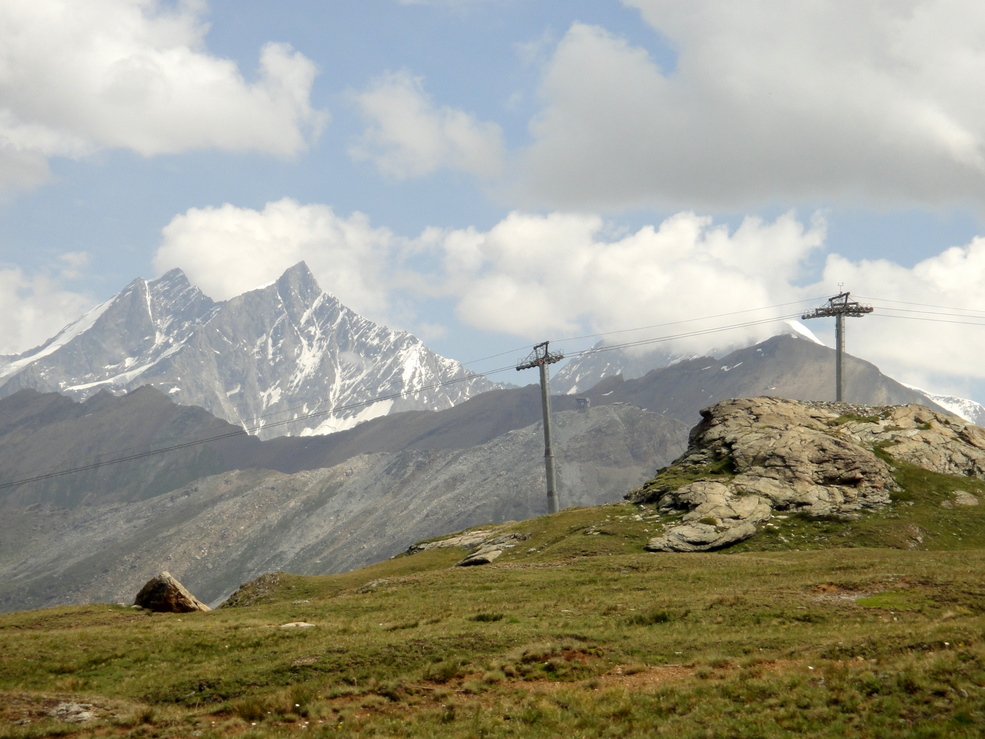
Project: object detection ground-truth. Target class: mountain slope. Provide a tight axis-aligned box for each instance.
[0,403,688,611]
[0,387,257,510]
[579,334,947,425]
[555,329,982,422]
[0,263,495,438]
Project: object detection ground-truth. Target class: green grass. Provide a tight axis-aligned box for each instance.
[630,456,738,504]
[4,459,985,737]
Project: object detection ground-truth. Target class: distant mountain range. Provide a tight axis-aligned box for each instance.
[0,263,496,439]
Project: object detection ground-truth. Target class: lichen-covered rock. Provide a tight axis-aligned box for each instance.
[632,397,985,552]
[408,529,529,567]
[456,547,505,566]
[646,521,759,552]
[134,571,210,613]
[834,405,985,479]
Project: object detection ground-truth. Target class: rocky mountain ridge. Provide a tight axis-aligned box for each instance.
[0,263,495,438]
[631,396,985,552]
[576,334,947,421]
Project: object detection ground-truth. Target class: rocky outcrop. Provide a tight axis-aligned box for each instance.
[406,528,530,567]
[631,397,985,552]
[134,571,211,613]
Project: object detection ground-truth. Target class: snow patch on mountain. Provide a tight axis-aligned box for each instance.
[906,388,985,426]
[784,319,825,345]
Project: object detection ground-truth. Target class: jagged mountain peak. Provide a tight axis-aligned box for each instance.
[153,266,191,284]
[276,260,317,286]
[0,263,496,438]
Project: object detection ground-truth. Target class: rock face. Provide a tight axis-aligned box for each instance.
[630,397,985,552]
[134,571,211,613]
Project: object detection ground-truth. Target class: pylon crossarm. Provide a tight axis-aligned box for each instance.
[802,291,873,321]
[516,341,564,371]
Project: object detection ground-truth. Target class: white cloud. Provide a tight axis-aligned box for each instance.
[433,210,826,351]
[439,211,985,399]
[0,261,95,355]
[350,70,504,179]
[155,202,826,350]
[0,0,326,192]
[516,2,985,210]
[153,199,399,323]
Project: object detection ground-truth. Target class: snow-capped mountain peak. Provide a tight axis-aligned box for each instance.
[0,262,495,438]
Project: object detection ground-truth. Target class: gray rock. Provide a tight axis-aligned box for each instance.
[952,490,979,506]
[134,571,210,613]
[646,521,758,552]
[456,548,504,566]
[408,530,499,553]
[46,702,97,724]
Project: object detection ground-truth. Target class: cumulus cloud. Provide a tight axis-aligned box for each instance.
[350,70,505,178]
[434,211,985,397]
[153,199,399,322]
[153,201,829,352]
[0,0,326,193]
[433,210,826,350]
[516,2,985,210]
[0,259,95,355]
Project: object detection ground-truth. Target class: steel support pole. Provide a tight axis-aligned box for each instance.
[802,292,870,404]
[539,359,559,514]
[517,341,564,515]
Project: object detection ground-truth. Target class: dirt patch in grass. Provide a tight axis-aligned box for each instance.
[601,663,696,689]
[809,582,874,603]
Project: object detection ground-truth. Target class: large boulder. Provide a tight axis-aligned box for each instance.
[134,571,211,613]
[632,397,985,552]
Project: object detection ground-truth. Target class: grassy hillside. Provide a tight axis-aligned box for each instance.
[4,463,985,738]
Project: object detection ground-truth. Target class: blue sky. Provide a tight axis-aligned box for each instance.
[2,0,985,401]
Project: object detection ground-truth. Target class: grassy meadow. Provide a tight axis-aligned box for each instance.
[3,458,985,737]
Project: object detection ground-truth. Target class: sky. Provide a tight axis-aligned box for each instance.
[2,0,985,402]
